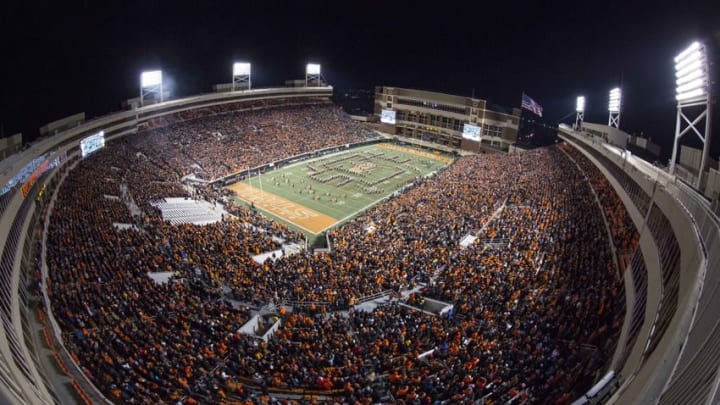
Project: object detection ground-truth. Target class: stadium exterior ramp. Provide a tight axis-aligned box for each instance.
[559,124,720,405]
[0,86,332,404]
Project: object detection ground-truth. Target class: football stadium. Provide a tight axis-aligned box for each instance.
[1,76,719,405]
[1,7,719,405]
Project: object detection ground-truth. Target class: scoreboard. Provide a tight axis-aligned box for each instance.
[80,131,105,157]
[380,109,396,124]
[462,124,481,142]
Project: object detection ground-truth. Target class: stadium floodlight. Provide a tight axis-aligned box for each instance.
[575,96,585,130]
[676,88,705,101]
[232,62,251,91]
[608,88,621,112]
[676,67,704,85]
[608,88,621,128]
[233,62,251,76]
[674,42,708,104]
[140,70,163,105]
[674,41,700,62]
[675,60,703,79]
[669,41,712,190]
[676,78,705,95]
[306,63,321,75]
[305,63,325,87]
[675,52,702,73]
[141,70,162,87]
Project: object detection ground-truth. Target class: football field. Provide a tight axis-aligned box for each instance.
[226,143,453,235]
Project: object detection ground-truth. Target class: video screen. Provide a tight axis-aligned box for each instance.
[380,109,396,124]
[80,131,105,157]
[462,124,481,142]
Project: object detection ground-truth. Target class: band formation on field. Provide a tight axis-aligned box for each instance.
[226,143,453,234]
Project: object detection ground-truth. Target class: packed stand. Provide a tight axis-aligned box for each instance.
[559,142,640,270]
[45,98,626,404]
[132,100,374,181]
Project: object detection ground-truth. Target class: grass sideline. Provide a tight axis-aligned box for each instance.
[226,143,453,238]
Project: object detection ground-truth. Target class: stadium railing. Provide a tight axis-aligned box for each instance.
[559,124,720,405]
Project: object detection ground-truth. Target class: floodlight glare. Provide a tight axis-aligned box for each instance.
[673,41,700,63]
[675,51,703,70]
[607,88,622,126]
[676,88,705,101]
[141,70,162,87]
[675,60,703,78]
[674,41,708,105]
[676,78,706,94]
[576,96,585,112]
[676,69,704,86]
[233,62,251,76]
[306,63,321,75]
[609,88,621,113]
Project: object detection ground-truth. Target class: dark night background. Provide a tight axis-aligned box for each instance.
[1,0,718,161]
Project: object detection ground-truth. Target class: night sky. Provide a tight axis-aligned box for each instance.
[1,0,718,160]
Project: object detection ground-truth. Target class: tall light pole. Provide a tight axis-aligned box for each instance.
[608,88,621,128]
[575,96,585,130]
[669,41,712,189]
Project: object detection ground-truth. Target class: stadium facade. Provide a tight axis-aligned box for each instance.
[0,85,717,404]
[0,133,23,161]
[374,86,521,153]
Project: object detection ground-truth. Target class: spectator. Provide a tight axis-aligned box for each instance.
[46,100,626,404]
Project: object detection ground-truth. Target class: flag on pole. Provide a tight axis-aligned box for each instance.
[521,93,543,117]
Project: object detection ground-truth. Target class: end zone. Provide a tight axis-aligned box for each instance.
[226,182,338,234]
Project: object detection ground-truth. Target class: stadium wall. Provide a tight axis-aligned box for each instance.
[559,124,720,405]
[579,122,629,149]
[0,133,23,160]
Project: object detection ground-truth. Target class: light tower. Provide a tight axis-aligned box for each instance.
[305,63,324,87]
[232,62,251,91]
[140,70,163,106]
[669,41,712,189]
[575,96,585,130]
[608,88,622,128]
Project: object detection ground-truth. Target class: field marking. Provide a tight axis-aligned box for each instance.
[317,195,394,234]
[226,182,338,234]
[377,143,454,163]
[231,143,452,234]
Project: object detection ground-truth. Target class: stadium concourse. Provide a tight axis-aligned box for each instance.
[43,99,631,404]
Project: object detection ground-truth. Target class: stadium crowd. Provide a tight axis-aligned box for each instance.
[558,143,640,271]
[131,100,374,181]
[44,97,630,405]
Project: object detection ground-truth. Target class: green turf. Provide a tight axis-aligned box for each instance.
[230,143,452,235]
